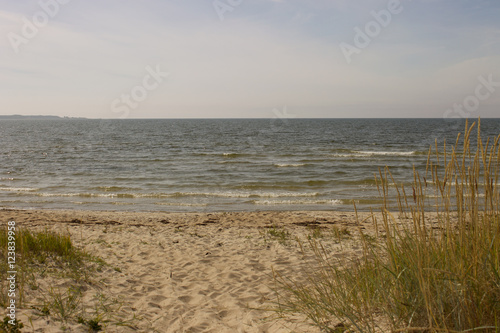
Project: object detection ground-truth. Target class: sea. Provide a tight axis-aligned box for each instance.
[1,118,499,212]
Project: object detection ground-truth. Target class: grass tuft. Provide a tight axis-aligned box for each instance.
[0,228,88,308]
[272,119,500,332]
[0,227,136,330]
[264,226,292,245]
[0,316,24,333]
[42,286,82,322]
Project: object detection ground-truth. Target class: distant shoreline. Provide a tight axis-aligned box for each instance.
[0,115,86,120]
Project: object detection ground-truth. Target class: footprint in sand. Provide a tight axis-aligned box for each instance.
[177,295,192,303]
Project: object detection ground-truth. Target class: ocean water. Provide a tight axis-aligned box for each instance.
[0,118,499,212]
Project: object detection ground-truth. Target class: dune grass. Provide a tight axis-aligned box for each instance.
[0,227,88,308]
[273,119,500,332]
[0,227,134,331]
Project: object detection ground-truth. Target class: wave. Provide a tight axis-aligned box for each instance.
[274,163,306,167]
[36,192,129,198]
[253,199,343,205]
[331,150,422,158]
[0,187,39,192]
[31,191,320,199]
[166,191,320,199]
[154,202,208,207]
[94,186,136,192]
[216,160,248,164]
[354,151,418,156]
[424,180,499,186]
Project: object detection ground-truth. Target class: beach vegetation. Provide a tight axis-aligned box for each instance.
[263,226,291,245]
[331,225,352,241]
[87,317,103,332]
[0,316,24,333]
[272,120,500,332]
[307,226,324,239]
[0,227,136,330]
[76,292,138,332]
[42,286,82,322]
[0,228,88,307]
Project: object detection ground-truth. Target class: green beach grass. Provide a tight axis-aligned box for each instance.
[0,227,133,332]
[272,119,500,332]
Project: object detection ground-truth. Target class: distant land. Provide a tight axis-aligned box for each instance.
[0,115,86,120]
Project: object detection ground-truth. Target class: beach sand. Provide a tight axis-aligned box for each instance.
[1,209,380,332]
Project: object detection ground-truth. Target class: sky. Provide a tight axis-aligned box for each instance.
[0,0,499,119]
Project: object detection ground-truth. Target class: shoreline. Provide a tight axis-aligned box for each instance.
[0,209,379,332]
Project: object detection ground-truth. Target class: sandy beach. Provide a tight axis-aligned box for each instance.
[0,209,380,333]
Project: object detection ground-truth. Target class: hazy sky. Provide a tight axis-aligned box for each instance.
[1,0,499,118]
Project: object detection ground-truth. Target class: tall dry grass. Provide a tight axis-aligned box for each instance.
[273,120,500,332]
